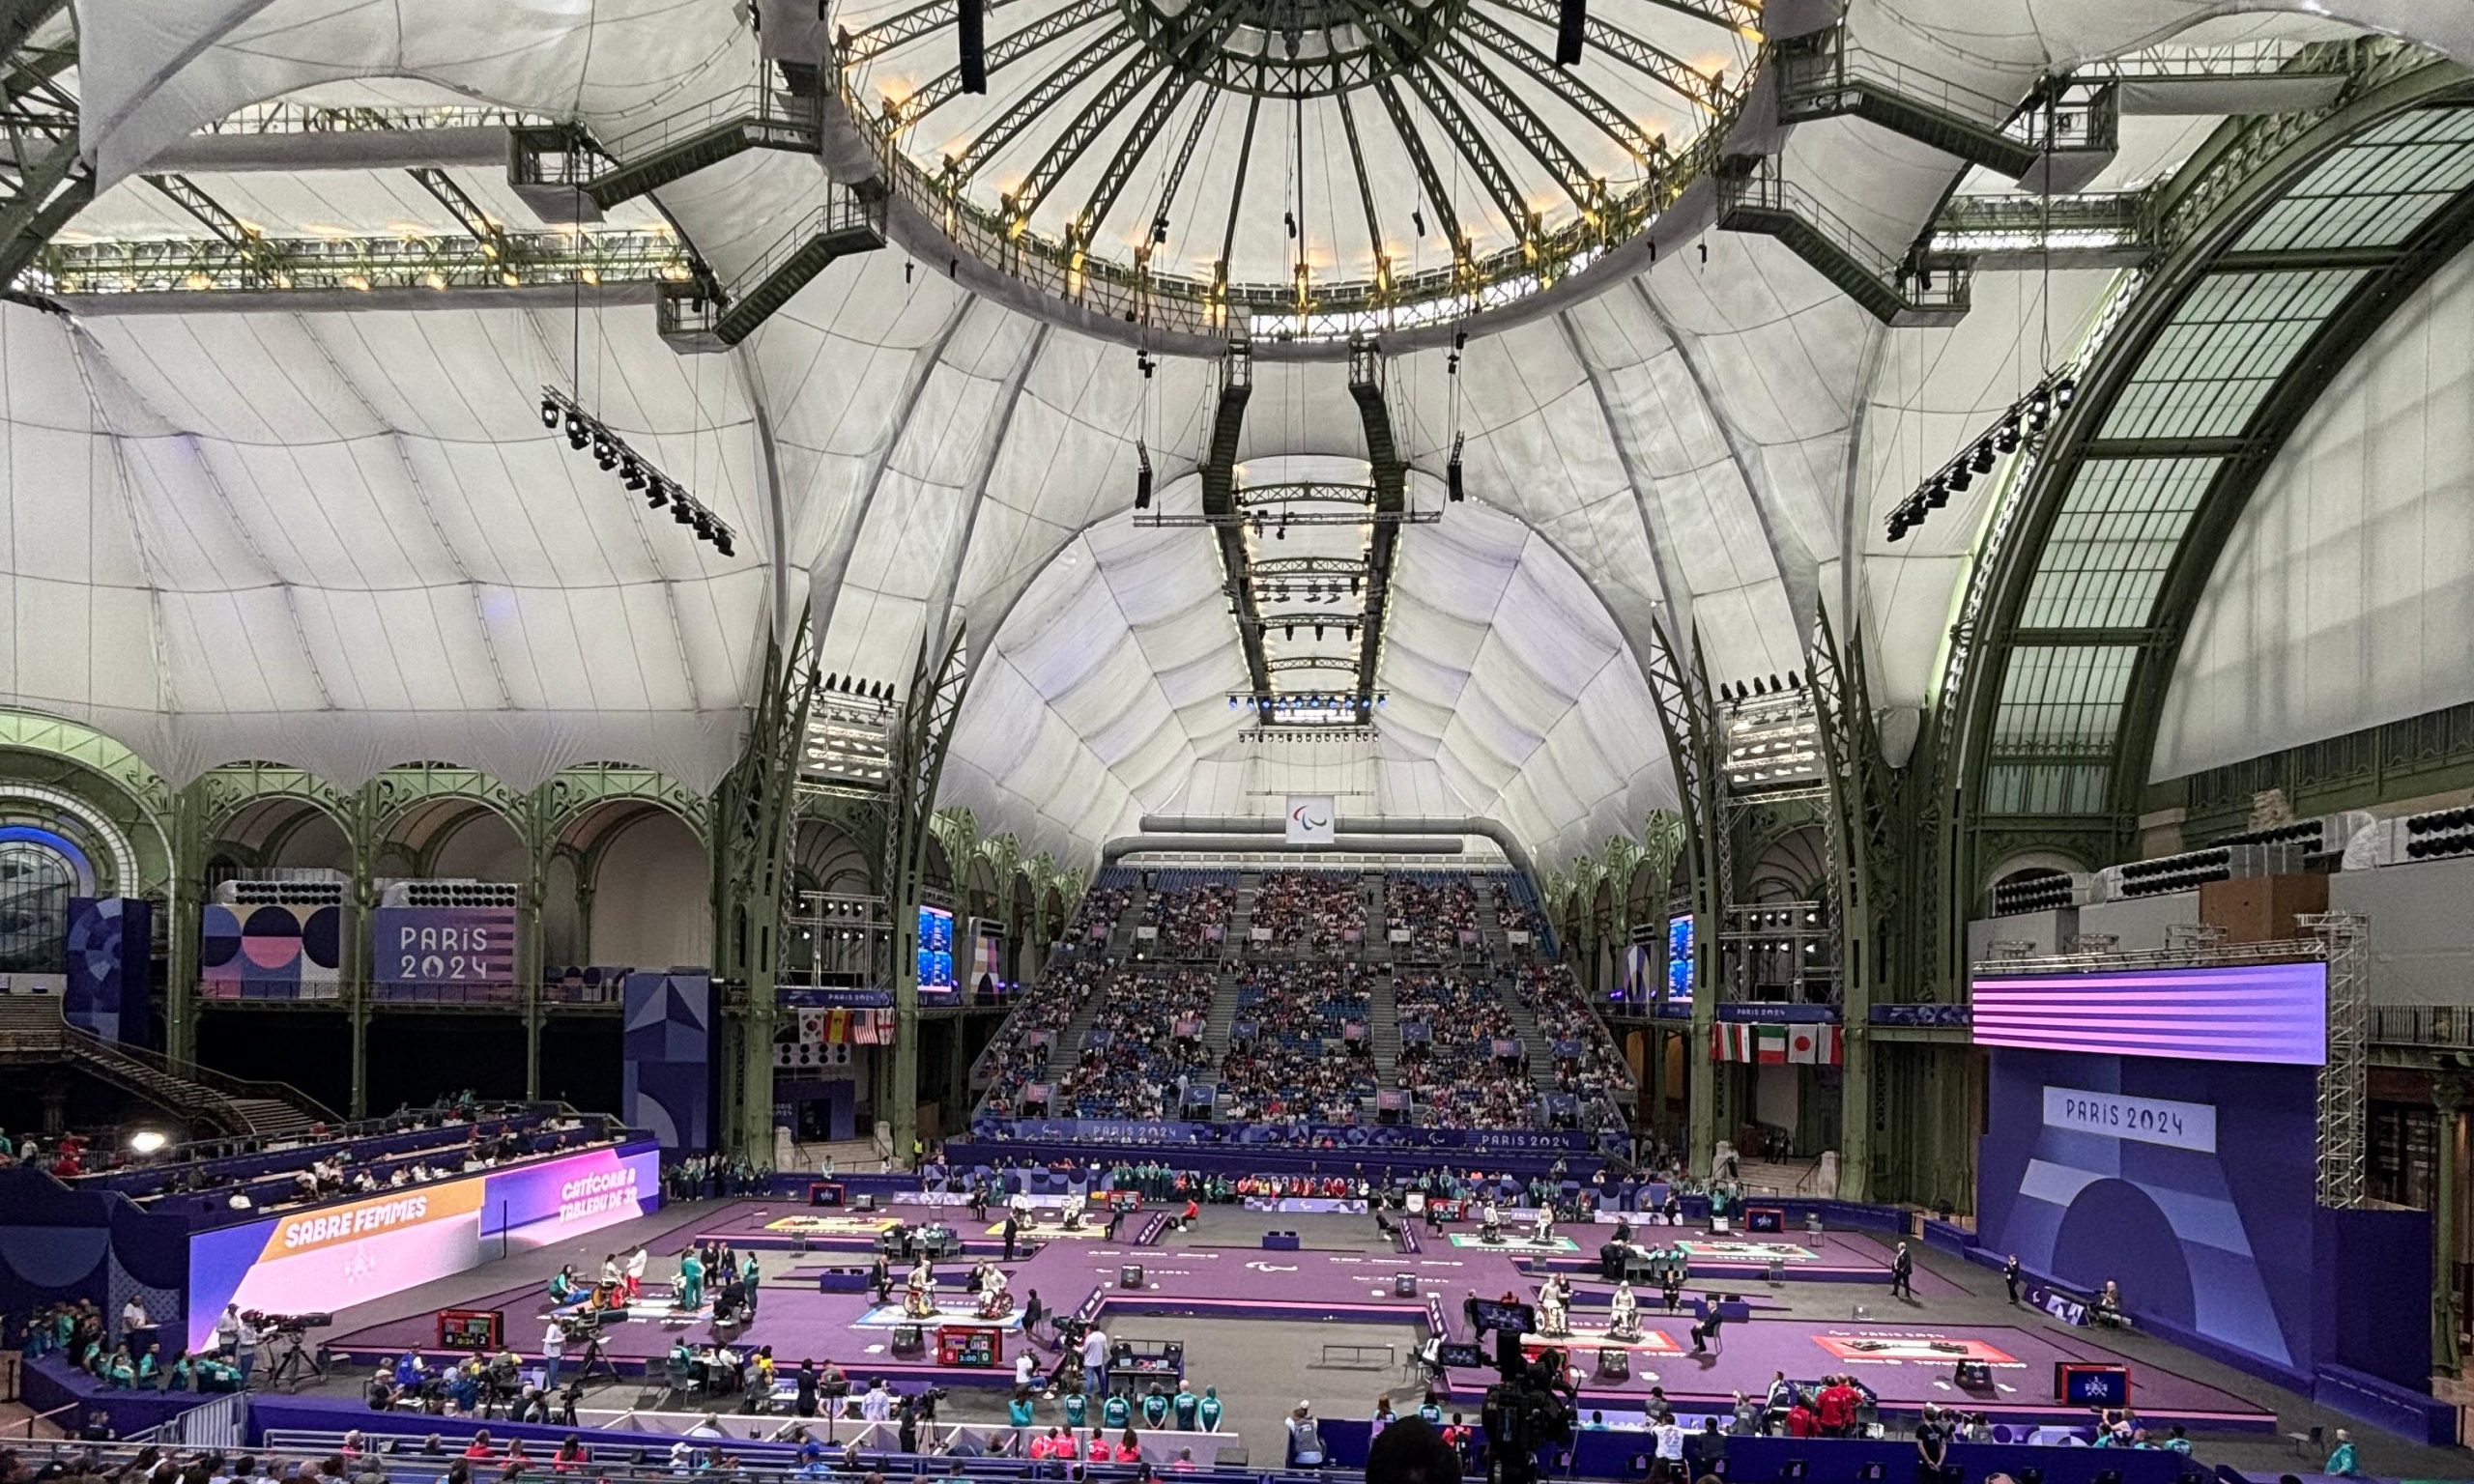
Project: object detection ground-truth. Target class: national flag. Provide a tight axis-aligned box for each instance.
[1819,1025,1844,1065]
[1754,1025,1789,1064]
[1710,1023,1749,1062]
[823,1008,851,1043]
[1788,1025,1820,1064]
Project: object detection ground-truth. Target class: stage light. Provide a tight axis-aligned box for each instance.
[1946,463,1972,494]
[2055,376,2076,408]
[673,500,695,525]
[1925,477,1948,508]
[539,395,560,429]
[1971,442,1996,474]
[647,480,670,509]
[1995,417,2021,454]
[621,458,647,491]
[566,425,589,451]
[129,1130,168,1156]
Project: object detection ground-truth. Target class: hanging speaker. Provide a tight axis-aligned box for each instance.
[1136,465,1153,510]
[959,0,988,94]
[1554,0,1585,67]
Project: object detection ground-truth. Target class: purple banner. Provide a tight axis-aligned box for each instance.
[1971,961,2327,1066]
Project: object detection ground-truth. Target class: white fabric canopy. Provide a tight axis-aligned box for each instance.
[14,0,2470,864]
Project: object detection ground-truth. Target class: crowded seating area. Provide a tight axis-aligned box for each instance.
[974,867,1634,1135]
[972,956,1112,1119]
[1070,885,1134,943]
[1489,875,1547,943]
[1139,870,1234,959]
[1390,970,1535,1128]
[1249,870,1363,955]
[1217,961,1376,1122]
[1386,872,1478,960]
[24,1104,627,1222]
[1053,968,1217,1118]
[1385,974,1534,1123]
[1523,962,1632,1116]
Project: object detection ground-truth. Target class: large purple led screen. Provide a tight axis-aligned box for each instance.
[1971,960,2326,1066]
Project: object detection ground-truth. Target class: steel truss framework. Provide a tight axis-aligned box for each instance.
[1918,41,2474,1005]
[837,0,1749,343]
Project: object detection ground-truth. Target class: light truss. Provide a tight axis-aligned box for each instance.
[189,100,552,135]
[25,227,689,299]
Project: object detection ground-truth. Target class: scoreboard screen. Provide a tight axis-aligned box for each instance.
[436,1308,503,1352]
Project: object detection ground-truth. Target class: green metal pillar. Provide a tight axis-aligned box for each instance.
[347,782,380,1118]
[2437,1080,2462,1379]
[164,782,206,1065]
[884,627,976,1169]
[711,634,812,1162]
[519,789,550,1101]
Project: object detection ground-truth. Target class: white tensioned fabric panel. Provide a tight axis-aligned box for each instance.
[1856,270,2124,708]
[0,298,766,789]
[937,518,1252,862]
[2151,248,2474,780]
[72,0,760,190]
[1378,498,1673,865]
[1839,0,2474,113]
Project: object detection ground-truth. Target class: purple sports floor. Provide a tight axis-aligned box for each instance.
[324,1198,2269,1432]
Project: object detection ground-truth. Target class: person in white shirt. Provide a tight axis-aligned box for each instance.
[1285,1404,1326,1468]
[1015,1351,1037,1388]
[213,1304,242,1356]
[1079,1325,1110,1399]
[542,1317,568,1391]
[1652,1414,1685,1480]
[860,1378,896,1421]
[625,1245,649,1299]
[1608,1281,1641,1341]
[121,1298,150,1334]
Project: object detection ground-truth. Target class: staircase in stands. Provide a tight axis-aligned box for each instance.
[0,995,330,1138]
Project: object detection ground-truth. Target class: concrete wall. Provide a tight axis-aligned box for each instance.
[2074,888,2201,952]
[2330,854,2474,1004]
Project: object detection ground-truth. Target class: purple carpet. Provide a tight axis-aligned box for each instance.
[322,1212,2267,1432]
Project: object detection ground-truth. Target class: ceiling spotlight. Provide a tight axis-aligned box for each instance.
[1284,624,1296,641]
[646,479,670,510]
[565,424,589,451]
[1995,417,2021,454]
[1925,477,1948,508]
[1971,442,1996,474]
[539,395,560,429]
[621,458,647,491]
[1946,462,1972,494]
[2055,376,2077,408]
[673,499,695,526]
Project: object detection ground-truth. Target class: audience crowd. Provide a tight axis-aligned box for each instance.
[1250,871,1363,955]
[1217,963,1374,1123]
[1385,876,1477,960]
[1051,969,1216,1119]
[1390,972,1534,1128]
[1140,876,1233,959]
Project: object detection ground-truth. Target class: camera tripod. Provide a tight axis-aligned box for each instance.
[262,1329,327,1393]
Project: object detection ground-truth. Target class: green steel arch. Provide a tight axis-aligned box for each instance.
[1928,43,2474,992]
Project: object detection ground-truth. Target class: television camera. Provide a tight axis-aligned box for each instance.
[1465,1299,1575,1484]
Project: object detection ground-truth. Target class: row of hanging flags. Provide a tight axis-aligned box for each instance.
[792,1007,898,1045]
[1711,1022,1845,1065]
